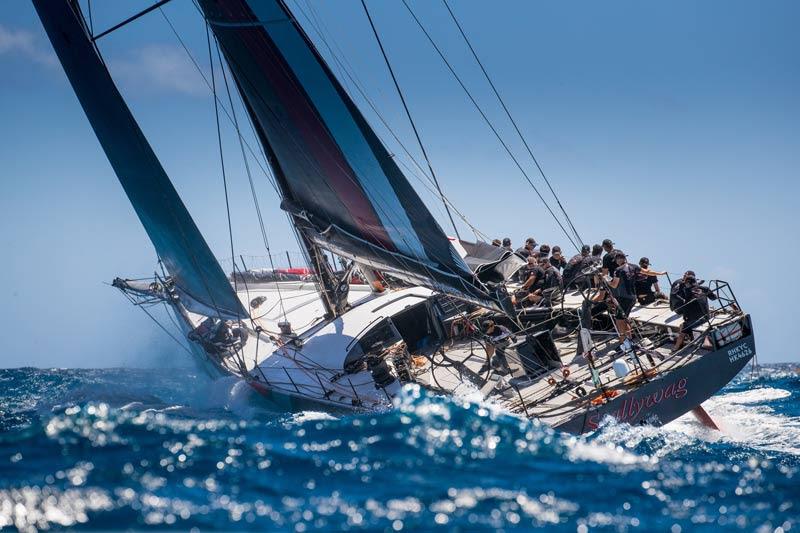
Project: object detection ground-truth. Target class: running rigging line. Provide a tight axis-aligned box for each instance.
[442,0,584,247]
[206,23,237,294]
[159,6,281,197]
[290,0,488,241]
[359,0,462,240]
[400,0,580,251]
[214,38,289,322]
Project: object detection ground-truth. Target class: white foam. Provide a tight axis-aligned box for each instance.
[670,387,800,456]
[291,411,337,423]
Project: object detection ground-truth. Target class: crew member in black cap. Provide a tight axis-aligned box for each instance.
[564,245,590,287]
[671,270,717,352]
[606,251,640,342]
[501,237,513,252]
[634,257,668,305]
[601,238,622,277]
[515,237,537,258]
[550,246,567,271]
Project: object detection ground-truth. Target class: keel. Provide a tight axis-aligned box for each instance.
[691,405,720,431]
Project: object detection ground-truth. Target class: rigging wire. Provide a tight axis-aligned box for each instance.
[118,289,194,356]
[359,0,461,241]
[215,37,288,322]
[292,0,487,242]
[399,0,579,251]
[205,22,238,294]
[442,0,584,247]
[158,7,280,197]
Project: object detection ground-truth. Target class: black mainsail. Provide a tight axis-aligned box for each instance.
[33,0,246,319]
[198,0,498,310]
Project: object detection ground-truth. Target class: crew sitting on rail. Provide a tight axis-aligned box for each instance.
[550,246,567,271]
[479,319,513,375]
[605,252,639,344]
[516,237,537,258]
[539,256,562,290]
[563,244,591,288]
[514,256,562,308]
[634,257,668,305]
[502,237,513,252]
[670,270,717,352]
[515,255,538,284]
[513,257,545,307]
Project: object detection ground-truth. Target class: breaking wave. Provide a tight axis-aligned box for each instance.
[0,365,798,530]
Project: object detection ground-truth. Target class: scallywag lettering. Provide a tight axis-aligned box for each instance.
[587,377,688,430]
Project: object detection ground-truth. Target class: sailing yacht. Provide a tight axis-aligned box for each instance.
[34,0,755,434]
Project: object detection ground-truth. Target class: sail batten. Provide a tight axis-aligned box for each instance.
[34,0,246,320]
[199,0,497,309]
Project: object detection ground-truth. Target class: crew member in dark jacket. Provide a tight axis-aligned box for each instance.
[600,238,619,276]
[634,257,668,305]
[564,244,590,288]
[515,237,537,258]
[550,246,567,272]
[480,320,513,374]
[671,270,717,351]
[606,252,640,343]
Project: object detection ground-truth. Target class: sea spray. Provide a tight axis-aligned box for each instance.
[0,365,797,530]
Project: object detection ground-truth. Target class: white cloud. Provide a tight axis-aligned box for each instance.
[0,23,57,68]
[110,44,208,97]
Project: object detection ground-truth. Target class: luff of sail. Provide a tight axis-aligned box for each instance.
[33,0,246,320]
[198,0,498,309]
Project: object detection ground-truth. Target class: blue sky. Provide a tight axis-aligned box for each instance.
[0,0,797,367]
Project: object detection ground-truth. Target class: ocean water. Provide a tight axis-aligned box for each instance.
[1,365,798,531]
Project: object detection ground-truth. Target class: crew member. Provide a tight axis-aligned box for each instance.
[537,244,551,260]
[634,257,668,305]
[515,237,537,258]
[481,320,513,374]
[564,244,590,288]
[491,238,501,247]
[516,255,539,283]
[520,256,545,291]
[501,237,513,252]
[539,256,562,290]
[601,238,623,276]
[550,246,567,271]
[671,271,717,352]
[605,252,640,343]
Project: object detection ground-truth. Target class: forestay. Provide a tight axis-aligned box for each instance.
[34,0,246,319]
[198,0,498,309]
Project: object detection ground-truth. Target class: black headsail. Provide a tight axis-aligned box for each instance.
[197,0,500,311]
[33,0,246,319]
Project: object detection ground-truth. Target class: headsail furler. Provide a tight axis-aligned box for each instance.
[34,0,246,320]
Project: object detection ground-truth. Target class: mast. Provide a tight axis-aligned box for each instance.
[240,93,348,317]
[198,0,503,313]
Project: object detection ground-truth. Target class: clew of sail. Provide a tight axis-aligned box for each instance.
[198,0,498,310]
[33,0,246,320]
